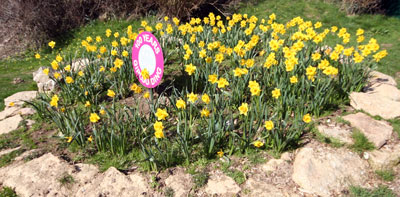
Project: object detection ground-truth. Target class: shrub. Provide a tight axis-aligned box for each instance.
[30,12,387,170]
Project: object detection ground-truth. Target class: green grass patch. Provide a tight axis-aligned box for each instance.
[350,129,375,153]
[388,118,400,139]
[0,187,18,197]
[349,185,396,197]
[221,162,246,185]
[0,149,25,168]
[58,173,75,187]
[376,169,396,182]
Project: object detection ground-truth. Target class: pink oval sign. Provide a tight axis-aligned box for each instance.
[132,32,164,88]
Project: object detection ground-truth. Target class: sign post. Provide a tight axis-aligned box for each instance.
[132,31,164,112]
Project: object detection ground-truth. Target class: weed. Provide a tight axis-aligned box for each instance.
[388,118,400,139]
[221,162,246,185]
[350,129,375,153]
[150,175,160,189]
[192,170,209,190]
[376,169,395,181]
[335,116,351,125]
[164,187,174,197]
[0,187,18,197]
[349,185,396,197]
[58,173,75,187]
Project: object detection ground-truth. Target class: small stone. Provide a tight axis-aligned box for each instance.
[165,168,193,197]
[369,71,397,87]
[343,113,392,148]
[204,171,241,196]
[4,91,37,108]
[262,158,285,173]
[363,152,370,160]
[292,146,368,196]
[33,67,56,92]
[12,78,24,84]
[318,124,353,144]
[26,119,35,127]
[349,92,400,119]
[0,115,23,135]
[72,58,89,71]
[368,144,400,170]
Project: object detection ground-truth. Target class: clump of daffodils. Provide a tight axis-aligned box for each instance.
[34,12,387,170]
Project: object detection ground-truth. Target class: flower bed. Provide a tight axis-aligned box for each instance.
[30,13,387,170]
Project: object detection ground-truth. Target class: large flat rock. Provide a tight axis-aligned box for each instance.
[0,153,99,197]
[292,146,368,196]
[369,71,397,87]
[343,112,392,148]
[349,92,400,119]
[4,91,37,108]
[0,107,20,120]
[75,167,150,197]
[0,115,23,135]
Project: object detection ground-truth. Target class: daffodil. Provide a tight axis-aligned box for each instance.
[90,113,100,123]
[155,108,169,120]
[176,99,186,109]
[239,103,249,116]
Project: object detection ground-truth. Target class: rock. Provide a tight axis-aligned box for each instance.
[4,91,37,108]
[14,107,36,116]
[243,178,288,197]
[0,147,20,157]
[0,107,19,120]
[75,167,150,197]
[349,92,400,119]
[33,67,56,92]
[0,153,99,197]
[165,168,193,197]
[26,119,35,127]
[262,158,285,173]
[317,124,353,144]
[204,171,241,196]
[343,113,392,148]
[368,144,400,170]
[369,71,397,87]
[72,58,89,71]
[12,77,24,84]
[0,115,23,135]
[292,146,368,196]
[368,83,400,101]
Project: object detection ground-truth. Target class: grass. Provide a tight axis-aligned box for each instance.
[86,150,141,172]
[58,173,75,187]
[0,187,18,197]
[220,161,246,185]
[0,149,25,168]
[388,118,400,138]
[350,129,375,153]
[349,185,396,197]
[376,169,396,182]
[186,158,210,190]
